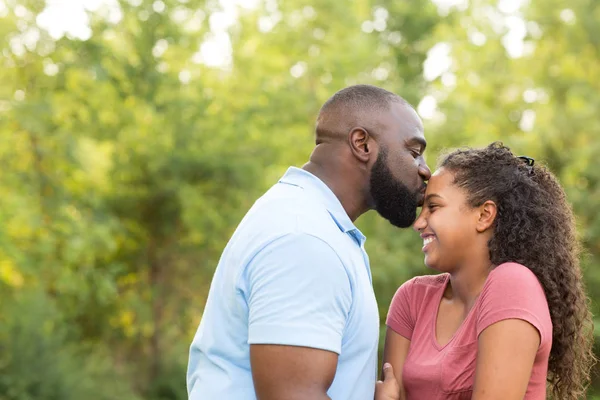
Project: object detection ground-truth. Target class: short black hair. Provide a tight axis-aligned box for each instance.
[316,85,407,142]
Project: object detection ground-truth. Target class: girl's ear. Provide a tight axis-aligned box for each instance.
[476,200,497,233]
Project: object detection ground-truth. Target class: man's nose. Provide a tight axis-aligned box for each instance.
[419,162,432,181]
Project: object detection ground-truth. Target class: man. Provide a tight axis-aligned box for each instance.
[187,84,431,400]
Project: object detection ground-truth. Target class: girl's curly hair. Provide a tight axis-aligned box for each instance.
[440,141,595,399]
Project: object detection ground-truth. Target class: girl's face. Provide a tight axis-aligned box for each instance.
[413,168,492,272]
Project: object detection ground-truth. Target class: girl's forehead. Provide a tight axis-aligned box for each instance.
[431,167,448,177]
[425,169,466,200]
[428,168,452,186]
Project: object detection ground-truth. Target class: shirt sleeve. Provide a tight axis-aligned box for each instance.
[244,232,352,355]
[386,279,416,340]
[476,263,550,343]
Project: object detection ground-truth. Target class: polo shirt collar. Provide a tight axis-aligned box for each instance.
[278,167,366,244]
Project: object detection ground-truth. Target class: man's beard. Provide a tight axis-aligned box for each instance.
[369,151,419,228]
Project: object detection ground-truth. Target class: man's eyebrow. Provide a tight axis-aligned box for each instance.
[407,136,427,152]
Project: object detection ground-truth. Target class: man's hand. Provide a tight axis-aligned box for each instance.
[375,363,401,400]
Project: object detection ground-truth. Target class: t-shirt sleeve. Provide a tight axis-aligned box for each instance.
[244,232,352,355]
[386,279,416,340]
[476,263,550,343]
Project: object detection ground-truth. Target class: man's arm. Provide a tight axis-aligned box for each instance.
[244,233,353,399]
[251,344,336,400]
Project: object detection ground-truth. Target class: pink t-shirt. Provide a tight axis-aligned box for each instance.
[386,262,552,400]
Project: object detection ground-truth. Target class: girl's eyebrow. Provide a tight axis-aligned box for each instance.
[424,193,442,203]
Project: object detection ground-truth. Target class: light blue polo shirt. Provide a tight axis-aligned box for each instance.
[187,167,380,400]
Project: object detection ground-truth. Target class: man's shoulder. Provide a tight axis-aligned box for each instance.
[244,184,342,240]
[224,184,342,263]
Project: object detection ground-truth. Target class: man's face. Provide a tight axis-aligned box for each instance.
[369,103,431,228]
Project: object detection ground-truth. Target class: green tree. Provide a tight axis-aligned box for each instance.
[1,0,599,398]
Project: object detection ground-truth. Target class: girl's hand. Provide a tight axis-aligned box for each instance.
[375,363,401,400]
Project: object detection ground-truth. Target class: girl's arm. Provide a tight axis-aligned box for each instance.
[471,319,539,400]
[380,328,411,400]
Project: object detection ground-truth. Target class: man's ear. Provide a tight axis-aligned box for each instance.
[476,200,497,233]
[348,127,373,163]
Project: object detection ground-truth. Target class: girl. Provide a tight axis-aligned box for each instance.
[383,142,595,399]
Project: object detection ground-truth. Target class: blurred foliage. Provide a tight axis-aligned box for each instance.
[0,0,598,398]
